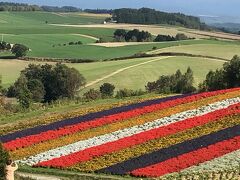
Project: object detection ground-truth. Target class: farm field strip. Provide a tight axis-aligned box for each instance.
[1,88,240,177]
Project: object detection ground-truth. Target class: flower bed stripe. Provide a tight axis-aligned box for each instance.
[14,97,240,163]
[0,94,188,143]
[2,94,197,150]
[1,88,238,143]
[3,90,236,149]
[130,136,240,177]
[0,95,171,136]
[36,103,240,168]
[181,149,240,173]
[8,92,240,159]
[72,114,240,173]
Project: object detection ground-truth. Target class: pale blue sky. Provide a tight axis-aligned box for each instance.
[2,0,240,16]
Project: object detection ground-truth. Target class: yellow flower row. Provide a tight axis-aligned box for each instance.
[10,91,240,160]
[70,115,240,172]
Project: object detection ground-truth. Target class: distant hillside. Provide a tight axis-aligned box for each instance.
[113,8,209,30]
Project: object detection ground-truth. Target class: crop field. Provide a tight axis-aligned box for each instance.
[0,88,239,178]
[149,43,240,60]
[0,56,224,89]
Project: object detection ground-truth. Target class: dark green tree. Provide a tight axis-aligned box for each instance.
[0,143,9,180]
[11,44,29,57]
[199,55,240,91]
[27,79,45,102]
[100,83,115,97]
[18,87,32,109]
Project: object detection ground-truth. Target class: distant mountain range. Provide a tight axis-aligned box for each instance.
[199,15,240,33]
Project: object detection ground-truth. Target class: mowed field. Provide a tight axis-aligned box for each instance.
[149,43,240,59]
[1,12,240,60]
[0,56,224,90]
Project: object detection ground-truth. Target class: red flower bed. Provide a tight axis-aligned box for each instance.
[131,135,240,177]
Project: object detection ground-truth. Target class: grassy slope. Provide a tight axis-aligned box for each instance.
[79,56,224,93]
[0,56,224,89]
[150,43,240,60]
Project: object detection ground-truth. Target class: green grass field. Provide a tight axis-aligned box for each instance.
[1,12,240,60]
[150,43,240,60]
[0,56,224,89]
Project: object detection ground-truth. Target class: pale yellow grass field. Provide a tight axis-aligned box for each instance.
[90,42,159,47]
[52,23,240,41]
[51,23,204,38]
[149,44,240,59]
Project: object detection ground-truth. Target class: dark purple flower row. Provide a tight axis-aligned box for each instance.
[97,125,240,175]
[0,94,189,143]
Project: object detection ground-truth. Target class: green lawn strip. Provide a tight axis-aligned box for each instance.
[17,165,142,180]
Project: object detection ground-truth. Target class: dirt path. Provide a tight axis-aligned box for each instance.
[84,56,170,88]
[72,33,99,40]
[16,172,62,180]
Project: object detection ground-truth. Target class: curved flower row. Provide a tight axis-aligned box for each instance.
[130,135,240,177]
[73,114,240,173]
[17,97,240,166]
[36,103,240,168]
[8,92,240,160]
[4,89,238,150]
[0,94,177,139]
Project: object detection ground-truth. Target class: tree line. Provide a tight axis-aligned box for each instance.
[114,29,191,42]
[0,2,41,11]
[0,2,113,13]
[113,8,209,30]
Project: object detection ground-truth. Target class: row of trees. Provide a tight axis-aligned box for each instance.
[146,67,196,94]
[0,2,41,11]
[154,33,190,42]
[113,8,209,30]
[114,29,152,42]
[0,2,113,13]
[7,63,86,108]
[83,83,145,101]
[114,29,190,42]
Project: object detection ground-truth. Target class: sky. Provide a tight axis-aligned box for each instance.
[3,0,240,17]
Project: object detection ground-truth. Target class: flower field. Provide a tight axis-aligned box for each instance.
[1,88,240,178]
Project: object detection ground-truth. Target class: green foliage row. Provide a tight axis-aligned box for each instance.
[146,67,196,94]
[114,29,152,42]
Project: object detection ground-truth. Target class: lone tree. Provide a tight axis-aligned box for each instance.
[100,83,115,97]
[11,44,29,57]
[0,143,9,179]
